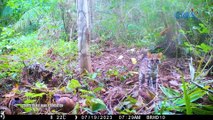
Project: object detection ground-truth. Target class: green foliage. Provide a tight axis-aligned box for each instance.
[80,88,107,114]
[19,92,45,113]
[13,6,45,32]
[90,98,107,112]
[72,102,80,114]
[179,0,212,57]
[183,42,212,58]
[0,0,73,40]
[156,57,212,115]
[0,27,16,41]
[41,40,78,75]
[115,99,137,114]
[0,33,46,79]
[35,81,47,89]
[0,31,78,81]
[196,43,212,54]
[66,79,82,92]
[85,71,104,88]
[181,73,192,114]
[107,68,119,77]
[0,0,212,115]
[53,40,78,57]
[25,92,45,98]
[95,0,187,47]
[106,67,131,81]
[90,44,102,56]
[1,0,47,27]
[158,85,209,114]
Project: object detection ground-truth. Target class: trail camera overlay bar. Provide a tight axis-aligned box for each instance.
[0,109,5,120]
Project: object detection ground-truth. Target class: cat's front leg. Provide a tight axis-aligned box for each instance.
[139,72,145,88]
[152,75,158,92]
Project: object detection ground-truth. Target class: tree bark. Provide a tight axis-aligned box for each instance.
[77,0,93,73]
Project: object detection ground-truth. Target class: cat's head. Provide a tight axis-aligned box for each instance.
[147,52,162,69]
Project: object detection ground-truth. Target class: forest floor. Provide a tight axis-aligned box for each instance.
[0,39,212,115]
[90,41,192,114]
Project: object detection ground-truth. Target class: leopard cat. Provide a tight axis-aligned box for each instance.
[139,52,162,91]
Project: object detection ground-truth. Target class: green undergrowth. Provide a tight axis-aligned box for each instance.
[0,33,78,80]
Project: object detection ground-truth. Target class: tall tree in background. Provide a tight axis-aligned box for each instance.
[77,0,93,73]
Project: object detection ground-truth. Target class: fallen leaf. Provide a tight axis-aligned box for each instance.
[11,84,19,93]
[130,48,135,52]
[169,80,179,87]
[136,96,144,107]
[131,58,137,64]
[129,71,138,74]
[118,55,123,59]
[3,93,15,98]
[101,88,106,93]
[127,48,135,52]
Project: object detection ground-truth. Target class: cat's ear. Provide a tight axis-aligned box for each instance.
[147,52,152,58]
[157,52,163,58]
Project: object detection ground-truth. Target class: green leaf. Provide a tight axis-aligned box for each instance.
[90,98,106,112]
[79,89,93,94]
[80,89,96,98]
[208,94,213,102]
[33,93,45,98]
[85,95,95,101]
[175,98,185,106]
[192,107,213,115]
[25,92,45,98]
[179,29,186,34]
[198,24,210,34]
[159,85,181,98]
[114,70,119,76]
[203,105,213,111]
[35,81,47,89]
[93,87,103,93]
[66,79,81,91]
[24,99,36,104]
[181,75,192,115]
[72,103,80,114]
[24,92,34,97]
[23,107,33,112]
[189,88,207,102]
[92,73,97,79]
[119,111,128,114]
[127,96,137,104]
[122,109,136,114]
[197,43,213,53]
[175,87,207,107]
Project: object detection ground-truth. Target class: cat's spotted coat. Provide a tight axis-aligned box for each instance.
[139,52,162,91]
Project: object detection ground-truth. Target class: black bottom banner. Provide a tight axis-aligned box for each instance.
[1,115,213,120]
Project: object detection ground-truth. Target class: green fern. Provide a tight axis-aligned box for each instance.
[14,6,46,31]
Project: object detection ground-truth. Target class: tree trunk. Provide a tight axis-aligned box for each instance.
[77,0,93,73]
